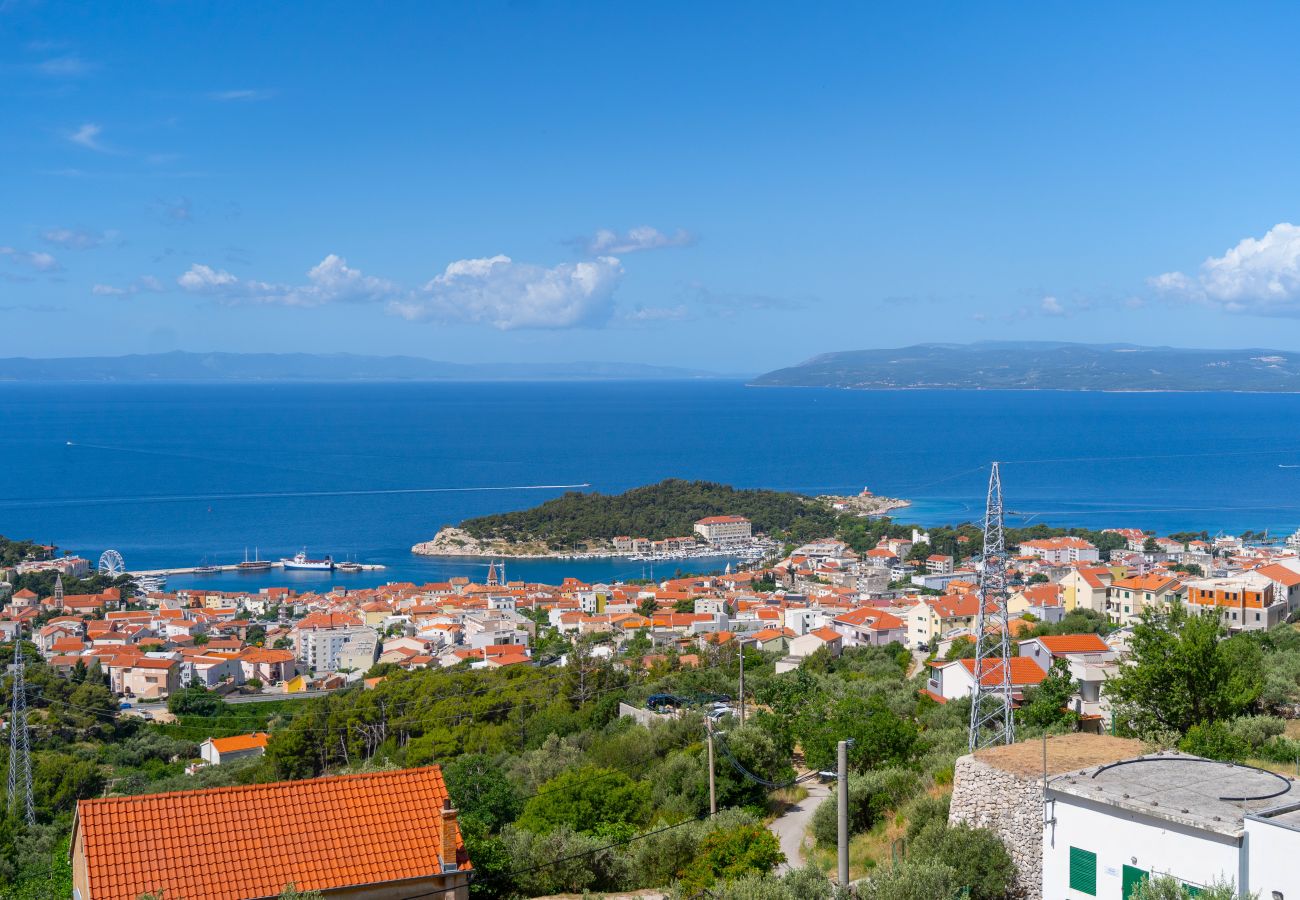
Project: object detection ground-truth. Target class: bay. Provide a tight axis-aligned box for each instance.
[3,380,1299,590]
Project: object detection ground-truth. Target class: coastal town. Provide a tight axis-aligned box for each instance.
[8,518,1300,725]
[8,504,1300,897]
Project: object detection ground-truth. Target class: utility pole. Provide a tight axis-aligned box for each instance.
[738,641,745,725]
[707,718,717,816]
[837,739,853,888]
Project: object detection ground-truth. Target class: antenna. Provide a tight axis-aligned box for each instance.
[968,461,1015,752]
[8,640,35,825]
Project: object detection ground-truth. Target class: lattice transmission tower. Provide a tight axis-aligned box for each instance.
[8,639,34,825]
[968,461,1016,752]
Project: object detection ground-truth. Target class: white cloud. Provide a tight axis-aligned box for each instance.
[41,227,110,249]
[68,122,104,151]
[176,255,399,308]
[167,251,624,329]
[178,264,239,291]
[209,89,274,101]
[580,226,693,255]
[392,255,624,329]
[0,247,58,272]
[92,275,163,297]
[1151,223,1300,315]
[1040,295,1065,316]
[36,54,93,77]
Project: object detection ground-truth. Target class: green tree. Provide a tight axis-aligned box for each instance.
[443,753,522,832]
[515,766,650,836]
[795,694,917,772]
[1143,536,1160,553]
[167,685,226,717]
[1107,605,1263,737]
[1019,660,1080,729]
[677,823,785,893]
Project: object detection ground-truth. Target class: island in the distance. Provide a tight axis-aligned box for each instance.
[411,478,908,559]
[750,341,1300,392]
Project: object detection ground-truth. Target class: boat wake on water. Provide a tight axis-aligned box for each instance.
[0,483,593,509]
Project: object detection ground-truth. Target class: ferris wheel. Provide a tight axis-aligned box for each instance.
[98,549,125,577]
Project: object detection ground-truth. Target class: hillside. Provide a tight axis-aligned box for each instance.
[750,342,1300,391]
[453,479,839,550]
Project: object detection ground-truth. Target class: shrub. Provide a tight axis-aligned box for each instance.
[858,860,959,900]
[677,823,785,893]
[903,792,951,842]
[1226,715,1285,750]
[812,767,922,846]
[1178,721,1249,762]
[515,765,650,836]
[908,820,1016,900]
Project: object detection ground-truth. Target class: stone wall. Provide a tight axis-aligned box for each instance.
[948,753,1045,900]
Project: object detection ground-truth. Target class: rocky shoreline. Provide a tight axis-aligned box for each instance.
[411,527,615,559]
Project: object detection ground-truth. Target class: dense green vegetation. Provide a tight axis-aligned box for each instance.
[459,479,839,547]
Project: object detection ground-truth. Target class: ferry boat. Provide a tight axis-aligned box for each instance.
[281,550,334,571]
[236,547,273,571]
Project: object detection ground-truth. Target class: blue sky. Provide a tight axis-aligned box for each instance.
[5,2,1300,370]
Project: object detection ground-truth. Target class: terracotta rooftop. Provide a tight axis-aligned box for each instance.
[74,765,469,900]
[207,731,269,754]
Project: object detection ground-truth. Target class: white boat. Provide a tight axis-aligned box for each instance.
[281,550,334,571]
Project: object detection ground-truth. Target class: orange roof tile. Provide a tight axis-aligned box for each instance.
[74,765,469,900]
[1034,634,1110,654]
[959,656,1048,687]
[208,732,269,754]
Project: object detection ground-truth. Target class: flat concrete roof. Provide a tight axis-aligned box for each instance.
[1048,751,1296,837]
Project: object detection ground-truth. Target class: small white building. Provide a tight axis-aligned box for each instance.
[199,732,269,766]
[1043,753,1300,899]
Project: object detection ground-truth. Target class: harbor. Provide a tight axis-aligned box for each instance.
[128,561,386,577]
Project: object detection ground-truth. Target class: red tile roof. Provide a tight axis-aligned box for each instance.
[208,732,269,754]
[1033,634,1110,654]
[74,766,468,900]
[959,656,1047,687]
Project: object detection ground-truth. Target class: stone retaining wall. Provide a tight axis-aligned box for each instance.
[949,753,1045,900]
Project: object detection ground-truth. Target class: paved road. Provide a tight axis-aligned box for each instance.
[771,778,831,872]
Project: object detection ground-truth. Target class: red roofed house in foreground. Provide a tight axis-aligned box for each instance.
[71,766,472,900]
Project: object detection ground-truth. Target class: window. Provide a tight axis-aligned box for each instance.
[1068,847,1096,895]
[1122,865,1149,899]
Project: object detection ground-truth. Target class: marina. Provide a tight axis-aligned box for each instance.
[128,561,386,577]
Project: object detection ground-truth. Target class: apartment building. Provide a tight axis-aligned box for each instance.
[1105,573,1183,626]
[693,515,753,544]
[1019,536,1101,564]
[1185,572,1286,631]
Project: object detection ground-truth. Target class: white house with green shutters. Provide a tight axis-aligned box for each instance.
[1043,752,1300,899]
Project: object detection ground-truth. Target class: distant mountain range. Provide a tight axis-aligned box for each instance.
[0,352,730,383]
[750,342,1300,391]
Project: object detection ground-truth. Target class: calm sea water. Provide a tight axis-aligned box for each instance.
[3,381,1300,590]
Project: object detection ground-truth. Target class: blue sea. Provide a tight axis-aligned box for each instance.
[4,381,1300,591]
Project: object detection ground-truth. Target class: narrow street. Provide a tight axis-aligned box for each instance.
[770,777,831,872]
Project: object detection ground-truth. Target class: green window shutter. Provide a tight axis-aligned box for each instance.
[1185,886,1202,898]
[1068,847,1097,895]
[1122,865,1149,899]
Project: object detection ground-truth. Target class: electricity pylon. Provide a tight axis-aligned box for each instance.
[8,639,34,825]
[968,461,1015,752]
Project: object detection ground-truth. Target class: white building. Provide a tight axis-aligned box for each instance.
[693,516,752,544]
[299,624,379,673]
[199,732,269,766]
[1019,536,1101,564]
[1043,753,1300,899]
